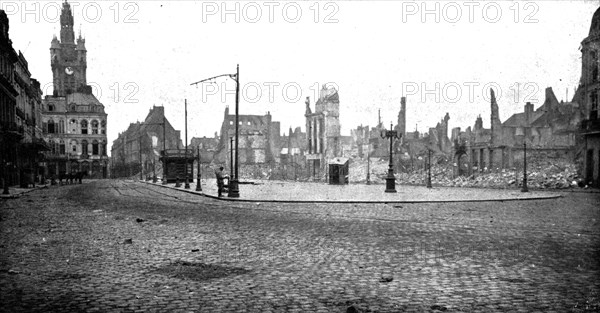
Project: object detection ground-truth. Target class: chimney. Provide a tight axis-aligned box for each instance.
[524,102,534,122]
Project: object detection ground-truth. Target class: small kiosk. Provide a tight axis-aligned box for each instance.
[328,157,349,185]
[159,149,195,183]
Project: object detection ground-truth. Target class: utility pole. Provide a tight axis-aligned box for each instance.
[228,64,240,197]
[184,99,190,189]
[162,112,167,185]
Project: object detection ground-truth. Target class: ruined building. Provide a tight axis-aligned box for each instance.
[213,106,280,166]
[279,126,306,164]
[577,6,600,186]
[41,1,109,178]
[452,87,584,176]
[110,106,182,178]
[305,85,342,178]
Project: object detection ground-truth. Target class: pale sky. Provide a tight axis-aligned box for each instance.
[3,0,598,153]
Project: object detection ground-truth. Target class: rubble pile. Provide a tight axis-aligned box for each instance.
[349,158,584,189]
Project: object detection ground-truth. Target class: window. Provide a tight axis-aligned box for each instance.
[47,119,55,134]
[59,140,66,155]
[81,140,88,155]
[91,120,99,134]
[592,51,599,82]
[70,104,76,112]
[247,121,251,126]
[59,119,65,134]
[81,120,88,134]
[48,104,54,111]
[101,120,106,134]
[92,140,99,155]
[102,140,107,156]
[71,140,78,152]
[229,121,233,125]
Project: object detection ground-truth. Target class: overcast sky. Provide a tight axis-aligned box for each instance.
[3,0,598,152]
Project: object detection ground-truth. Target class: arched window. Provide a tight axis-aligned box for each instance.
[48,104,54,112]
[59,119,65,134]
[81,120,88,134]
[101,120,106,134]
[50,139,57,154]
[102,140,107,156]
[47,119,55,134]
[71,140,78,153]
[59,140,66,155]
[92,140,99,155]
[81,140,88,155]
[91,120,99,134]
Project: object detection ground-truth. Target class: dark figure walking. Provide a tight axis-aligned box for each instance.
[215,166,229,197]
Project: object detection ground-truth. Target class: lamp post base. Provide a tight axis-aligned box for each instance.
[184,178,190,189]
[384,170,396,193]
[228,179,240,198]
[521,179,529,192]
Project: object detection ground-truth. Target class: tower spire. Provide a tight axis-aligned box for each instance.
[60,0,75,44]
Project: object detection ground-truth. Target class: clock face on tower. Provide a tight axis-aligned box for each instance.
[65,67,74,75]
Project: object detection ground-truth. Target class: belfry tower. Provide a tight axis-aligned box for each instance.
[50,0,87,96]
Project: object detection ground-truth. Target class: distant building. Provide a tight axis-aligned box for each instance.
[190,133,220,164]
[279,126,306,164]
[41,1,109,178]
[577,7,600,186]
[214,106,280,165]
[1,10,47,188]
[452,87,583,176]
[305,85,342,179]
[111,106,182,178]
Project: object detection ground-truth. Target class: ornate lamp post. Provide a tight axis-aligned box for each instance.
[190,65,240,197]
[380,122,401,193]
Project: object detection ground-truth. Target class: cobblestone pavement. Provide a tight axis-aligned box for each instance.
[1,180,599,312]
[192,179,561,202]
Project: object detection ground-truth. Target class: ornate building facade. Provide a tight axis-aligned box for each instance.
[577,7,600,186]
[1,10,47,188]
[41,1,109,178]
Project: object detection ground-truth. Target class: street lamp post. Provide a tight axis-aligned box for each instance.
[184,99,190,189]
[228,64,240,198]
[366,141,371,185]
[139,136,143,180]
[190,64,240,197]
[196,145,202,191]
[380,122,400,193]
[426,148,432,188]
[230,137,233,178]
[162,113,167,185]
[522,141,529,192]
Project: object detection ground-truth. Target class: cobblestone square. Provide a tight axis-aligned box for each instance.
[1,180,599,312]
